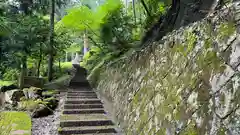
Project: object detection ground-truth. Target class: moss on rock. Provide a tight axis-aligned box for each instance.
[93,5,240,135]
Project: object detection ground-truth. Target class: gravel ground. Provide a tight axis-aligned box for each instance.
[32,92,66,135]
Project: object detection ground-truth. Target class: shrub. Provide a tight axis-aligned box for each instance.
[2,68,19,81]
[87,60,105,87]
[18,99,40,112]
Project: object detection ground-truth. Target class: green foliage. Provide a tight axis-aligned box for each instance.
[143,0,167,29]
[3,68,19,81]
[0,11,52,79]
[61,0,122,31]
[87,60,105,86]
[80,46,103,70]
[180,122,198,135]
[59,0,142,74]
[176,30,197,56]
[0,111,31,135]
[0,17,11,36]
[44,75,71,90]
[217,21,235,40]
[184,31,197,54]
[42,90,58,97]
[18,99,40,111]
[66,43,83,53]
[0,0,74,81]
[0,80,15,86]
[58,62,72,70]
[100,5,137,50]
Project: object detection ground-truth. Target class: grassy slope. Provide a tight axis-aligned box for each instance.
[0,111,31,135]
[0,80,15,87]
[44,74,71,90]
[44,62,73,89]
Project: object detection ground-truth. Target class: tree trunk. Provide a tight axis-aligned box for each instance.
[132,0,137,24]
[19,56,27,90]
[140,0,151,17]
[37,43,42,77]
[139,1,142,26]
[58,58,61,73]
[48,0,55,82]
[141,0,180,45]
[125,0,128,14]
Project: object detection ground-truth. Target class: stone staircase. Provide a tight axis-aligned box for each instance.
[58,65,121,135]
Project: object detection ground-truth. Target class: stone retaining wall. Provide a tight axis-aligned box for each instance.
[94,2,240,135]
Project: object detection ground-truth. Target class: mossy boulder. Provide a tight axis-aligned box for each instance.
[31,104,52,118]
[17,87,59,118]
[18,99,40,112]
[23,87,42,99]
[43,97,58,110]
[18,99,54,118]
[18,96,58,118]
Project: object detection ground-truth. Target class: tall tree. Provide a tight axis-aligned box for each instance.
[132,0,136,24]
[48,0,55,81]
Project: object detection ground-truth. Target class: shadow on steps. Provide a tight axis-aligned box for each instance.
[60,64,123,134]
[69,64,91,89]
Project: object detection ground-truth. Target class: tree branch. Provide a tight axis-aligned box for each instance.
[140,0,151,17]
[141,0,181,45]
[87,36,104,52]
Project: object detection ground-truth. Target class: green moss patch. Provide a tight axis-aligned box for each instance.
[42,97,58,109]
[44,75,70,89]
[18,99,40,112]
[0,111,31,135]
[42,90,59,97]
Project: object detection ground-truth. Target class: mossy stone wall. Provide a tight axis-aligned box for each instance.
[94,2,240,135]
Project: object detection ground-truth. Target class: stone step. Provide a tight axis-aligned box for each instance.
[67,94,97,96]
[66,98,101,101]
[68,91,96,94]
[67,96,98,99]
[60,120,114,127]
[64,104,103,109]
[68,91,95,93]
[67,93,95,96]
[62,133,117,135]
[60,114,110,121]
[63,109,105,114]
[69,82,90,87]
[65,99,102,104]
[58,126,117,135]
[76,133,120,135]
[67,94,98,97]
